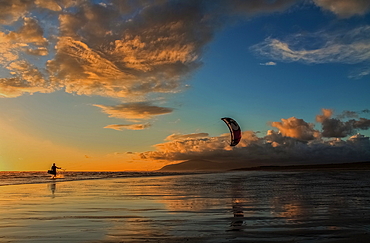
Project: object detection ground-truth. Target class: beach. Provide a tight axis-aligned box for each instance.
[1,171,370,242]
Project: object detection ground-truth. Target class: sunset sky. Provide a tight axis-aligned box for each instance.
[1,0,370,171]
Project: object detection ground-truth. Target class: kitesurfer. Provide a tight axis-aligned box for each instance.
[49,163,61,177]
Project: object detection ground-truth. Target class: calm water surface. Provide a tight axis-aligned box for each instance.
[0,170,370,242]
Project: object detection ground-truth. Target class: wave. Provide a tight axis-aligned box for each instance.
[0,171,202,186]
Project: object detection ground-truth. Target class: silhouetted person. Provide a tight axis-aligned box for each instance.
[48,163,61,178]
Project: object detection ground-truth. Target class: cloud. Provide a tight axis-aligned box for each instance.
[349,66,370,79]
[313,0,370,18]
[316,108,370,138]
[0,0,218,99]
[34,0,62,11]
[251,26,370,78]
[0,17,54,97]
[47,1,216,98]
[251,26,370,64]
[104,124,151,131]
[0,0,315,99]
[134,109,370,165]
[336,110,359,119]
[94,102,173,121]
[260,61,277,66]
[6,0,365,99]
[0,60,54,98]
[2,0,368,99]
[137,130,370,165]
[0,17,48,63]
[0,0,33,24]
[6,17,48,48]
[315,108,333,123]
[270,117,320,141]
[165,133,209,141]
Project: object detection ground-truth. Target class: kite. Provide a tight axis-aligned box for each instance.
[221,117,242,146]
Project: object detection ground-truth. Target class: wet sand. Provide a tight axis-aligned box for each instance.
[1,171,370,242]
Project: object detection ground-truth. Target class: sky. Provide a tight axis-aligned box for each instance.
[1,0,370,171]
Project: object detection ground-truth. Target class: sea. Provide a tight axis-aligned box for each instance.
[1,169,370,242]
[0,170,195,186]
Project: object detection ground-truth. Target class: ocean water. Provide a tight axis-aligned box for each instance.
[1,170,370,242]
[0,171,195,186]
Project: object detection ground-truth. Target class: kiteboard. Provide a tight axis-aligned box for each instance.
[47,168,65,179]
[47,170,58,179]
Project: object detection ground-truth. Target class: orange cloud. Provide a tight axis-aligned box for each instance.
[165,133,209,141]
[34,0,62,11]
[6,17,48,48]
[0,1,213,99]
[316,108,333,123]
[104,124,151,131]
[0,1,33,25]
[94,102,173,121]
[270,117,320,141]
[45,2,210,98]
[0,60,54,98]
[0,17,53,98]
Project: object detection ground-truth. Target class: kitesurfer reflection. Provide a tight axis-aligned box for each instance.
[48,182,56,198]
[230,199,244,230]
[229,177,245,231]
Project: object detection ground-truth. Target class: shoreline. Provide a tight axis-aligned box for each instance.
[0,171,209,187]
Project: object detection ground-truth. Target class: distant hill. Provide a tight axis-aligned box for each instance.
[233,161,370,171]
[158,159,243,171]
[158,160,370,172]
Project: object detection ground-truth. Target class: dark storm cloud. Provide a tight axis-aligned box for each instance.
[316,109,370,138]
[337,110,359,119]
